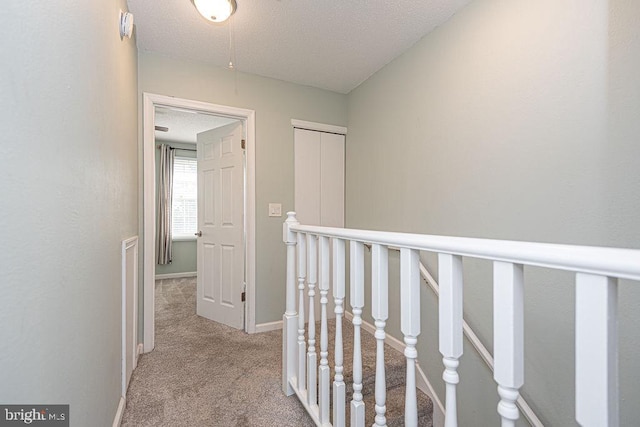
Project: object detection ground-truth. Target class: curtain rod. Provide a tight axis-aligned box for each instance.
[156,145,197,152]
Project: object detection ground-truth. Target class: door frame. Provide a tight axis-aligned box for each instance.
[142,92,257,352]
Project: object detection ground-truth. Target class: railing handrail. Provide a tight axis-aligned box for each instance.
[290,224,640,281]
[285,215,628,426]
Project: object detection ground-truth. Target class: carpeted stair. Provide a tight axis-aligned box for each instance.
[317,318,433,426]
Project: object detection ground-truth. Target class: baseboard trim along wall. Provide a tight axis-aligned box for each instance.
[155,271,197,280]
[344,311,445,426]
[112,396,125,427]
[417,364,445,427]
[254,320,283,333]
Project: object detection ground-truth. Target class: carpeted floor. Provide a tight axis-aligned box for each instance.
[121,277,314,427]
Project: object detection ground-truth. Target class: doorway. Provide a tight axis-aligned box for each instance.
[142,93,257,353]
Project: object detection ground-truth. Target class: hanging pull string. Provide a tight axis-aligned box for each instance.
[228,14,236,70]
[227,14,238,95]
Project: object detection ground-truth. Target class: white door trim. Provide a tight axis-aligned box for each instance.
[121,235,138,396]
[291,119,347,135]
[142,93,257,353]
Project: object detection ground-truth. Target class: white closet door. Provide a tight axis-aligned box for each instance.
[294,129,322,225]
[320,132,345,227]
[294,128,345,227]
[294,127,344,319]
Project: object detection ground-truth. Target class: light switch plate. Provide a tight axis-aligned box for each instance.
[268,203,282,217]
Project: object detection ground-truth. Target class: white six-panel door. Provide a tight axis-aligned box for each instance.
[196,122,245,330]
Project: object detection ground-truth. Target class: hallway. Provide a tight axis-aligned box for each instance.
[122,278,313,426]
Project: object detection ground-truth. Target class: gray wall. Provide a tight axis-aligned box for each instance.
[155,141,197,276]
[347,0,640,425]
[0,0,138,426]
[139,51,348,324]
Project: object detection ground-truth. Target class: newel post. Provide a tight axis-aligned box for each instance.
[282,211,299,395]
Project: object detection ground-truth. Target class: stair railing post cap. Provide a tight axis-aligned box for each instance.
[283,212,299,244]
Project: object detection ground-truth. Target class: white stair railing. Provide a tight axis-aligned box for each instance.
[296,231,306,393]
[332,237,346,427]
[307,234,318,409]
[401,248,421,426]
[318,235,331,424]
[493,261,524,427]
[282,212,640,427]
[372,244,389,427]
[350,241,366,427]
[420,259,543,427]
[438,253,463,427]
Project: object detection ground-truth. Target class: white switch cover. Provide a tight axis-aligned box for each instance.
[268,203,282,217]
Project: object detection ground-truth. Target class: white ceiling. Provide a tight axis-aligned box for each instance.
[155,107,238,144]
[127,0,471,94]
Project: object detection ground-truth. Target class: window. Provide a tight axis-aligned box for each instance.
[172,157,197,239]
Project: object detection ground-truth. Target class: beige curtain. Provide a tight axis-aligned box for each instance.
[156,145,175,265]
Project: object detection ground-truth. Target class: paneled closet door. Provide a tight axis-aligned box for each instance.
[294,128,345,228]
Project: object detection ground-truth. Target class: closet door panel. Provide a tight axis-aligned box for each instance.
[320,133,345,228]
[294,128,321,225]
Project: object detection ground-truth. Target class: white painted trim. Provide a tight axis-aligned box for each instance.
[291,119,347,135]
[419,262,543,427]
[417,361,445,427]
[344,311,443,425]
[419,263,495,367]
[137,343,143,360]
[291,223,640,281]
[143,93,257,352]
[290,380,323,427]
[172,235,197,242]
[143,94,155,353]
[254,320,283,333]
[112,396,125,427]
[121,236,138,398]
[155,271,197,280]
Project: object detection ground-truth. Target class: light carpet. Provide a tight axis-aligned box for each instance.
[121,277,314,426]
[122,277,432,426]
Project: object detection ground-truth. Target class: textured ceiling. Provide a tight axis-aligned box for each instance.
[155,107,237,144]
[127,0,470,94]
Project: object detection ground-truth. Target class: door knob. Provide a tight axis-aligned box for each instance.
[195,231,202,237]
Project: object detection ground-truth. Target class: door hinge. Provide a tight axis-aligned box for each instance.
[241,139,246,150]
[241,291,246,302]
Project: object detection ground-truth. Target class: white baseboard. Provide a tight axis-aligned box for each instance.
[344,311,445,426]
[112,396,125,427]
[417,362,445,427]
[254,320,283,333]
[155,271,197,280]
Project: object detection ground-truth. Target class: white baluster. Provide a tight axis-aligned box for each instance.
[401,248,420,427]
[438,253,464,427]
[307,234,318,408]
[297,232,307,391]
[333,238,346,427]
[350,241,365,427]
[318,236,331,425]
[282,212,299,395]
[575,274,619,427]
[372,244,389,427]
[493,262,524,427]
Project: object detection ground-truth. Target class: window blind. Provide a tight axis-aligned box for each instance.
[172,157,197,238]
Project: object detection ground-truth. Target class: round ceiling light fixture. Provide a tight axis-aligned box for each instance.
[193,0,237,23]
